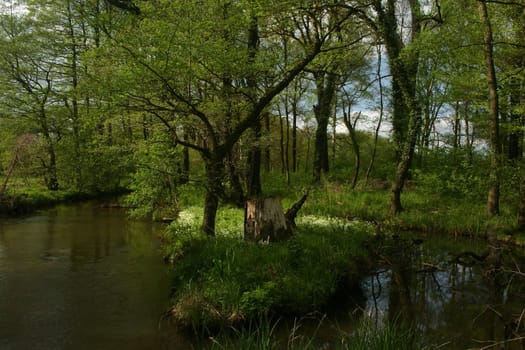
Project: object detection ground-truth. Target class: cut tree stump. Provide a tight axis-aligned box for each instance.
[244,192,308,242]
[244,197,291,242]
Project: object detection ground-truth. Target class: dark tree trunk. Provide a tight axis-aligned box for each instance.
[202,157,224,236]
[519,176,525,230]
[246,120,262,197]
[478,0,501,217]
[508,79,522,160]
[227,149,244,207]
[391,108,422,213]
[391,79,410,159]
[453,102,461,152]
[465,107,474,165]
[245,14,262,197]
[40,114,59,191]
[279,105,286,174]
[180,145,190,184]
[372,0,413,160]
[365,44,385,184]
[343,110,361,189]
[45,141,59,191]
[264,113,271,172]
[312,72,337,183]
[292,98,298,173]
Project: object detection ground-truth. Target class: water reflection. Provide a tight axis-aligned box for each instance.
[363,235,525,349]
[0,203,174,350]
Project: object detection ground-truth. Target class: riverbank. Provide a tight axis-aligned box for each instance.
[163,212,374,331]
[0,186,129,217]
[161,179,524,335]
[162,200,525,349]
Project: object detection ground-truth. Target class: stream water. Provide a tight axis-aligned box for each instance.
[360,235,525,349]
[0,203,177,350]
[0,203,524,349]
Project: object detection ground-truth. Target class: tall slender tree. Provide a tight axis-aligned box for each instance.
[477,0,501,217]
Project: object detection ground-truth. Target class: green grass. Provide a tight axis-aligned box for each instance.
[0,184,83,216]
[200,315,424,350]
[344,317,423,350]
[164,213,373,331]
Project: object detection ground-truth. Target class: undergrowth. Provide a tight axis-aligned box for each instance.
[164,213,373,331]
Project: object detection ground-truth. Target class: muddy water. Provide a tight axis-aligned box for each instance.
[0,203,178,350]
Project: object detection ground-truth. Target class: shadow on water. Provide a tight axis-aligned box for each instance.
[361,234,525,349]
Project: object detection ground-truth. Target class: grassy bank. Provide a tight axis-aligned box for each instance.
[0,183,128,216]
[161,173,523,345]
[206,315,422,350]
[162,206,374,330]
[0,186,82,216]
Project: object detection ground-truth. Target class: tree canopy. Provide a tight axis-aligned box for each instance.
[1,0,524,233]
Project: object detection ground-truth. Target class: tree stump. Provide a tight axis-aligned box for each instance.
[244,197,291,242]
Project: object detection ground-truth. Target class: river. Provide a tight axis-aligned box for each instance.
[1,203,524,349]
[0,202,177,350]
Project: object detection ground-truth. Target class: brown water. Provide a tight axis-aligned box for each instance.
[0,203,176,350]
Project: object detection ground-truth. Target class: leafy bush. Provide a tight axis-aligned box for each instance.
[125,133,184,219]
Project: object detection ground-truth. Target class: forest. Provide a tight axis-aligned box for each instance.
[1,0,525,348]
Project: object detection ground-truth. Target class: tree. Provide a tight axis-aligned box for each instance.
[0,10,61,190]
[361,0,435,213]
[97,0,357,235]
[477,0,501,217]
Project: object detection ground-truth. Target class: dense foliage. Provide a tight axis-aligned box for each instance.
[0,0,523,233]
[1,1,525,348]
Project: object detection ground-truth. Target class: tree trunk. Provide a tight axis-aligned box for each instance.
[508,78,522,161]
[226,149,244,207]
[244,197,291,242]
[202,158,224,236]
[391,108,422,213]
[245,14,262,197]
[181,145,190,184]
[312,72,337,183]
[365,44,385,184]
[264,113,271,172]
[246,120,262,197]
[465,108,474,165]
[279,104,286,174]
[343,111,361,189]
[372,0,421,212]
[292,95,298,173]
[45,143,59,191]
[41,122,59,191]
[66,0,83,190]
[478,0,501,217]
[519,175,525,230]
